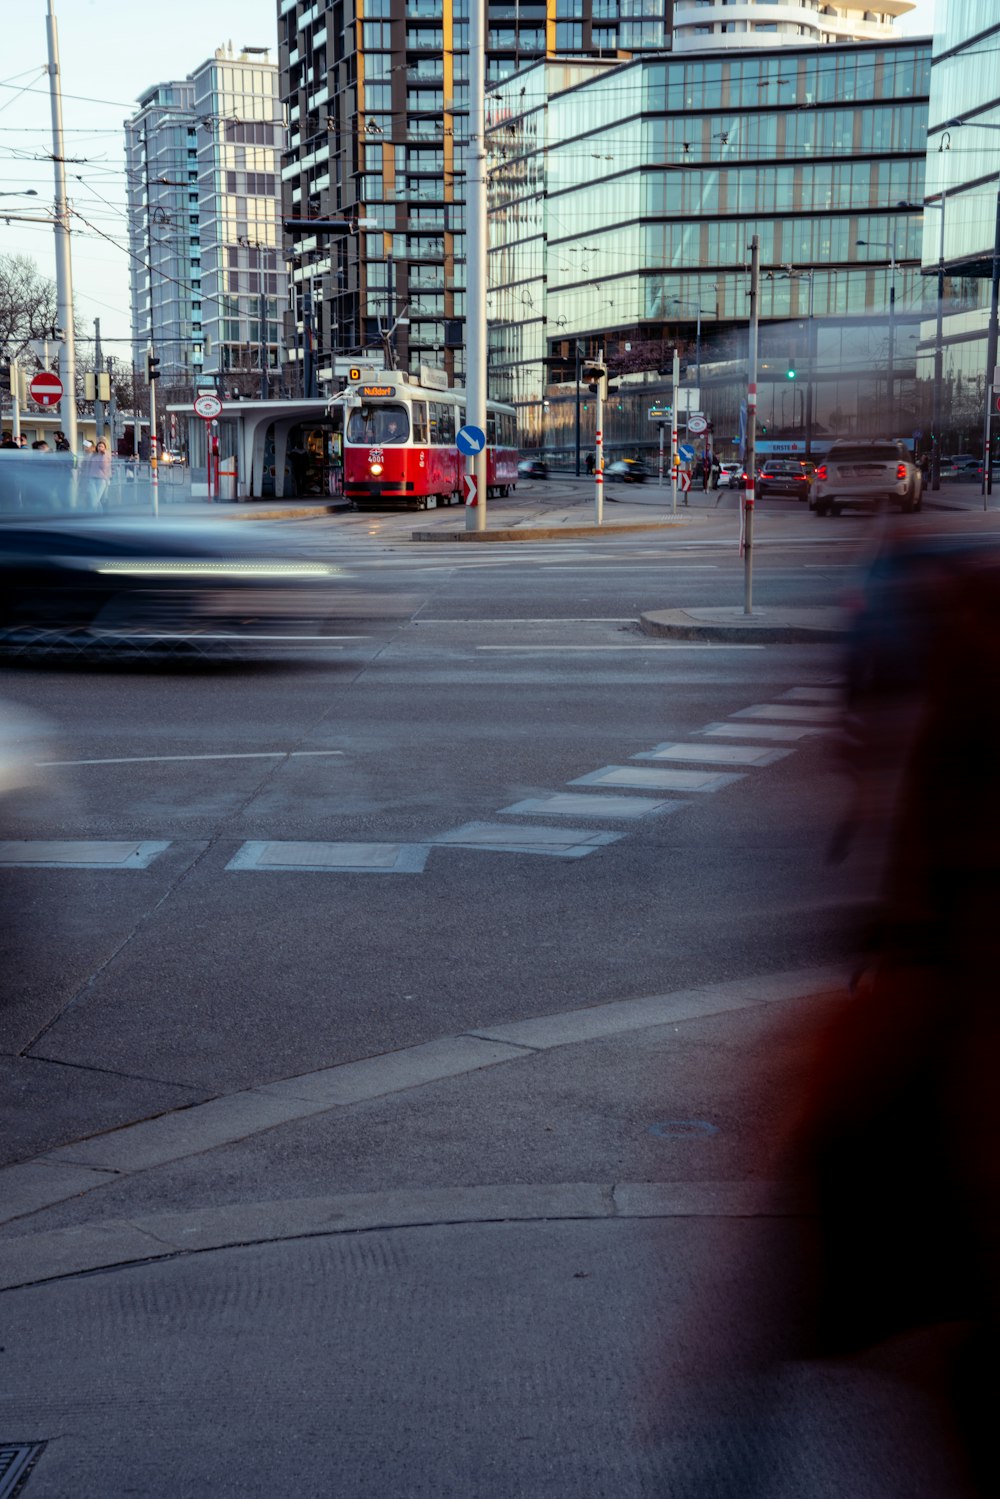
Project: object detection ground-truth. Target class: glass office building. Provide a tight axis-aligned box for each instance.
[488,40,931,459]
[919,0,1000,457]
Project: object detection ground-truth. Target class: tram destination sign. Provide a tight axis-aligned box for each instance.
[360,385,394,398]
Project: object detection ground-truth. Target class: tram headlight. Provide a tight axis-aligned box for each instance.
[369,462,384,476]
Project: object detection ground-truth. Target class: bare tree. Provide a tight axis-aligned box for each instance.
[0,253,62,361]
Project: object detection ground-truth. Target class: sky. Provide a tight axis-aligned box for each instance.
[0,0,279,356]
[1,0,939,359]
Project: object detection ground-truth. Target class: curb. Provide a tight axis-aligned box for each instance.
[411,519,705,542]
[0,1179,809,1294]
[640,608,847,644]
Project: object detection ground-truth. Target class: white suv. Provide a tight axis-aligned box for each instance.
[811,441,921,516]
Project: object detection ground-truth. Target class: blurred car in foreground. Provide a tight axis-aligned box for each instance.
[756,459,813,500]
[517,456,548,479]
[810,441,922,516]
[0,518,349,661]
[605,458,650,483]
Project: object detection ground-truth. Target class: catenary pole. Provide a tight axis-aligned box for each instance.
[465,0,488,531]
[45,1,78,457]
[745,235,760,615]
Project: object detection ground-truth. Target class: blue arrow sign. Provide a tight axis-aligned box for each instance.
[678,443,696,462]
[456,424,486,456]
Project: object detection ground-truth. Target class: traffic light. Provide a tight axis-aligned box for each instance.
[786,360,796,380]
[146,351,160,382]
[84,372,110,401]
[582,362,607,399]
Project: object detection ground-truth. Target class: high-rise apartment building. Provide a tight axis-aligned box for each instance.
[278,0,673,394]
[126,46,287,397]
[672,1,916,51]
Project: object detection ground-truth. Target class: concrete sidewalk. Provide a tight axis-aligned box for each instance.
[1,961,979,1497]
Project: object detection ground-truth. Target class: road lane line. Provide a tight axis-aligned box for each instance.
[36,752,346,768]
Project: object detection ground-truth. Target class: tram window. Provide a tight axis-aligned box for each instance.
[411,402,429,444]
[438,403,455,442]
[346,403,410,444]
[486,414,497,445]
[428,402,440,444]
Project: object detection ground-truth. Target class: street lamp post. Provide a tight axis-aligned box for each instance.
[856,234,897,435]
[669,298,704,393]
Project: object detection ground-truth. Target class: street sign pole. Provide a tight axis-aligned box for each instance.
[466,0,488,532]
[744,235,760,615]
[658,421,665,489]
[594,345,604,525]
[45,1,78,457]
[671,349,679,515]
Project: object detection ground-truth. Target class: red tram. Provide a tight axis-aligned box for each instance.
[340,371,519,511]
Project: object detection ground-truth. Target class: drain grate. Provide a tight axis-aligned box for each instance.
[0,1444,46,1499]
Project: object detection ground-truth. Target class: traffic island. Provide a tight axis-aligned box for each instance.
[640,605,847,644]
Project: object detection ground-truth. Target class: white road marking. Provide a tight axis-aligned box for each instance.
[732,703,840,721]
[499,793,680,819]
[227,841,430,874]
[702,721,831,741]
[570,765,744,793]
[0,840,170,869]
[429,822,622,858]
[475,644,764,652]
[36,751,346,768]
[632,742,792,766]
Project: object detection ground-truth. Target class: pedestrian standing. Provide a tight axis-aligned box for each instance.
[53,430,71,452]
[82,438,112,509]
[585,452,595,476]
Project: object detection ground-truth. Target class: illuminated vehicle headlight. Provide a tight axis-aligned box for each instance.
[369,462,383,476]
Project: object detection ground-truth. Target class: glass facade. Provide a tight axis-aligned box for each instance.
[916,1,1000,456]
[488,44,932,459]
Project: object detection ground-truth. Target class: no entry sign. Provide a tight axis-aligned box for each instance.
[29,370,64,407]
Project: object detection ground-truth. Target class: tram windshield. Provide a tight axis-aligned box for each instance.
[346,403,410,445]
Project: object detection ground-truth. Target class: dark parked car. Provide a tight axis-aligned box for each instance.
[605,458,650,483]
[0,517,349,661]
[756,459,814,500]
[517,456,548,479]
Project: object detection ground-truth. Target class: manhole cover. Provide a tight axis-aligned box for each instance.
[0,1444,46,1498]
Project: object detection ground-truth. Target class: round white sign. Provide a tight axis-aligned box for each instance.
[687,414,708,434]
[194,394,223,419]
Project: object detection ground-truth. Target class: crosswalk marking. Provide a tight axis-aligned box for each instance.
[428,822,623,859]
[0,840,170,869]
[499,793,680,820]
[226,841,430,874]
[632,742,792,767]
[570,764,744,793]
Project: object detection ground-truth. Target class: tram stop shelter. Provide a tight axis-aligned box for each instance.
[166,398,342,501]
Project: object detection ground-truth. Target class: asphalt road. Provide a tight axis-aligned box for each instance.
[2,504,868,1164]
[2,498,996,1498]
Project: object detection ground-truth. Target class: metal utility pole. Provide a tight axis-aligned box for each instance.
[804,272,815,460]
[107,355,117,451]
[887,236,896,437]
[594,345,604,525]
[258,293,269,400]
[46,0,78,455]
[575,341,582,477]
[93,317,105,442]
[302,291,316,398]
[464,0,488,532]
[744,235,760,616]
[670,347,679,515]
[981,172,1000,506]
[932,192,946,492]
[11,358,22,443]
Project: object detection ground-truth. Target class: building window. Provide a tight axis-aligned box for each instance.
[555,22,583,47]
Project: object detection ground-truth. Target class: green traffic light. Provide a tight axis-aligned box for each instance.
[786,369,796,380]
